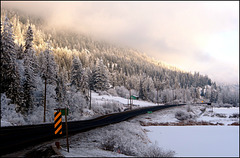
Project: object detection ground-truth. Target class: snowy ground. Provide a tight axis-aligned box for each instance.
[132,105,239,126]
[91,92,159,107]
[143,126,239,157]
[57,121,167,157]
[1,92,239,157]
[130,105,239,157]
[1,120,13,126]
[197,107,239,125]
[60,147,129,157]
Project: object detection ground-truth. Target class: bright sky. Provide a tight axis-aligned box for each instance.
[2,1,239,84]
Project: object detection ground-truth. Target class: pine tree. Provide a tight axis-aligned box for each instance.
[138,76,145,100]
[40,43,57,122]
[24,25,38,75]
[154,78,161,104]
[70,55,83,91]
[142,76,154,101]
[92,58,110,91]
[25,26,33,50]
[1,16,23,107]
[16,44,24,59]
[39,43,57,84]
[56,70,67,107]
[22,56,35,112]
[80,69,89,100]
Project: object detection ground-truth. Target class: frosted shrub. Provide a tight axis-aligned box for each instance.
[91,101,123,115]
[1,93,26,125]
[97,122,175,157]
[98,91,109,96]
[143,143,175,157]
[107,88,118,96]
[115,86,128,98]
[102,102,122,113]
[220,103,233,108]
[91,102,106,115]
[175,110,192,121]
[229,113,239,118]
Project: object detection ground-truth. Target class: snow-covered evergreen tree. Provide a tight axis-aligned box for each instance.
[142,76,155,101]
[55,69,67,107]
[92,58,110,91]
[70,55,83,91]
[80,69,89,100]
[39,42,57,122]
[1,16,23,107]
[16,44,24,60]
[22,56,35,113]
[139,78,144,100]
[39,43,57,84]
[24,26,39,75]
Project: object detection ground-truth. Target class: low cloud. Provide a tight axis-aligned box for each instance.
[2,1,239,84]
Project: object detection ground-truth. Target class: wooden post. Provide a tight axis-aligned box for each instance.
[130,89,132,110]
[89,90,91,110]
[43,77,47,122]
[65,108,69,152]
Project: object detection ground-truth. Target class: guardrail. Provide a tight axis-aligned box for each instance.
[0,103,187,156]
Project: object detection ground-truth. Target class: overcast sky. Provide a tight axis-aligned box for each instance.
[2,1,239,85]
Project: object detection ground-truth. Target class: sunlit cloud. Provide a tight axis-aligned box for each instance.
[2,1,239,84]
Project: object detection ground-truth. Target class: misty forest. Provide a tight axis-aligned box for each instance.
[1,8,239,125]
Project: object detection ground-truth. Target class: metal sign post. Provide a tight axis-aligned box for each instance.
[54,108,69,152]
[65,108,69,152]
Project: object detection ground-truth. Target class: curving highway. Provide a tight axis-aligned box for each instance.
[0,104,186,156]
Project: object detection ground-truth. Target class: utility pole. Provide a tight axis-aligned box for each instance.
[43,77,47,122]
[65,108,69,152]
[43,41,50,123]
[129,89,132,110]
[89,89,91,110]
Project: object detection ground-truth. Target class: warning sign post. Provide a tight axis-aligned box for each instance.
[54,108,70,152]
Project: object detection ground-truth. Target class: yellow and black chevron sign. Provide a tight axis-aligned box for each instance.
[54,111,62,135]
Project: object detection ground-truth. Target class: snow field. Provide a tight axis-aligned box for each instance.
[144,126,239,157]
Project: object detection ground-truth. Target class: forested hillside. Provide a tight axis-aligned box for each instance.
[1,8,239,124]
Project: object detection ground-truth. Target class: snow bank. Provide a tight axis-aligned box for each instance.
[92,92,159,107]
[197,107,239,125]
[213,107,239,115]
[60,147,129,157]
[1,120,13,127]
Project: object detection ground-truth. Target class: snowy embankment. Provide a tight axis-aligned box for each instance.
[92,92,159,107]
[58,121,175,157]
[1,120,13,127]
[197,107,239,125]
[134,105,239,126]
